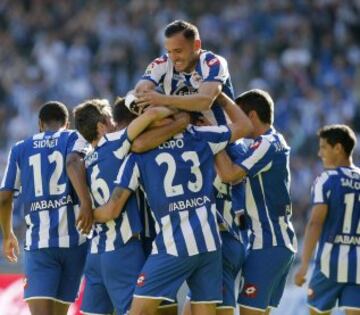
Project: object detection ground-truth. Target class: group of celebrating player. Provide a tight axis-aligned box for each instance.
[0,19,359,315]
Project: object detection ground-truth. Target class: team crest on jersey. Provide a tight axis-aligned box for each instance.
[242,283,257,298]
[136,273,146,287]
[206,57,220,67]
[250,140,261,150]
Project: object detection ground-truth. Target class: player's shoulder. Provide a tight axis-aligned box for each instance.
[199,50,228,67]
[313,169,339,187]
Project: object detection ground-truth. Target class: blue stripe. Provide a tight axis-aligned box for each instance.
[30,212,40,250]
[67,206,79,247]
[329,245,339,280]
[113,217,122,249]
[208,208,221,249]
[348,247,357,283]
[97,223,108,252]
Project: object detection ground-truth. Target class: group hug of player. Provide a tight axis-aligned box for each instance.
[1,20,359,315]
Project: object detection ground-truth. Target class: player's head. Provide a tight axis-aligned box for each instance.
[113,97,137,129]
[73,99,115,144]
[235,89,274,126]
[317,124,356,168]
[164,20,201,73]
[38,101,69,132]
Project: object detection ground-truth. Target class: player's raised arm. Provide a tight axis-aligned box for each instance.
[131,111,190,153]
[136,81,222,112]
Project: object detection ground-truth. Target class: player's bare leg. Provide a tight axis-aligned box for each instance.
[309,308,330,315]
[239,306,265,315]
[217,307,234,315]
[191,303,216,315]
[27,299,54,315]
[54,301,70,315]
[345,310,360,315]
[264,308,271,315]
[158,304,178,315]
[130,297,162,315]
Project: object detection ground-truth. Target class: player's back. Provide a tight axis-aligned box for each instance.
[119,125,231,256]
[313,166,360,284]
[85,129,142,254]
[1,130,87,249]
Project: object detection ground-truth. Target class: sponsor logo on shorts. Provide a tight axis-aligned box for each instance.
[243,283,257,298]
[137,273,146,287]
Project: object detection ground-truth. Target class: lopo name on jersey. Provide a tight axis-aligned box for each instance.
[169,195,211,212]
[33,138,58,149]
[159,139,184,150]
[30,195,73,212]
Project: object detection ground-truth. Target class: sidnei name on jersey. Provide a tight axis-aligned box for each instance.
[33,138,58,149]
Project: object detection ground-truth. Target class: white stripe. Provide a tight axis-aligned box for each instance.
[179,211,199,256]
[241,139,271,172]
[119,212,133,245]
[38,211,50,248]
[25,215,33,250]
[313,173,329,203]
[90,226,102,254]
[105,129,126,141]
[58,206,70,247]
[357,247,360,284]
[24,296,72,304]
[105,220,116,251]
[279,216,296,253]
[245,180,263,249]
[337,245,350,282]
[113,139,131,160]
[196,206,216,252]
[320,242,333,277]
[161,215,178,256]
[151,211,160,254]
[258,173,277,246]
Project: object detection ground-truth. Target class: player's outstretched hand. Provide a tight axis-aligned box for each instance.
[294,265,307,287]
[137,90,165,107]
[76,204,93,235]
[3,231,19,263]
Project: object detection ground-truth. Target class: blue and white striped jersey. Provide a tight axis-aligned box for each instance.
[116,125,231,257]
[0,130,89,250]
[84,129,143,254]
[213,176,243,242]
[312,166,360,284]
[231,128,297,252]
[142,50,234,125]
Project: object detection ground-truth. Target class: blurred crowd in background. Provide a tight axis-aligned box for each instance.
[0,0,360,268]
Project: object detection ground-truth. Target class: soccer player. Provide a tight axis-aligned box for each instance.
[131,19,234,125]
[215,89,297,315]
[93,97,249,315]
[294,125,360,315]
[0,101,90,315]
[74,98,189,315]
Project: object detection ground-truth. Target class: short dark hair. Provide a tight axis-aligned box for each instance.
[235,89,274,124]
[39,101,68,125]
[164,20,199,40]
[73,99,111,142]
[318,124,357,157]
[113,97,136,126]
